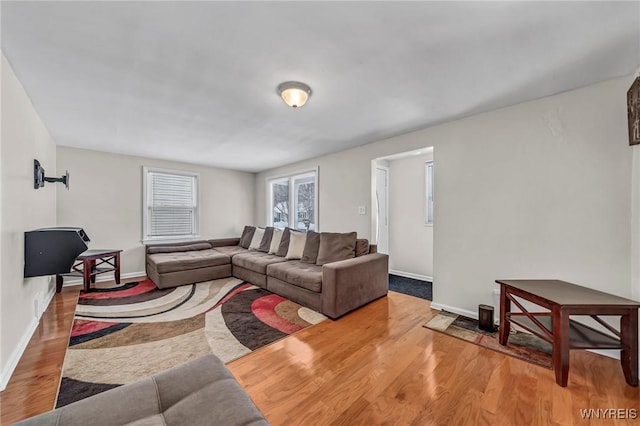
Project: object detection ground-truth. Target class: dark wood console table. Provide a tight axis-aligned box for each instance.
[496,279,639,387]
[56,249,122,293]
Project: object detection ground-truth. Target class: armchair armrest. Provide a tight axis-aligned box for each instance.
[321,253,389,319]
[208,237,241,247]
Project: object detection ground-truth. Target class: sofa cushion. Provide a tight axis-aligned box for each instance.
[258,227,274,252]
[355,239,370,257]
[276,228,303,257]
[148,249,230,274]
[285,231,307,260]
[239,226,256,249]
[300,231,320,264]
[316,232,357,266]
[269,228,283,254]
[249,228,265,250]
[232,252,289,275]
[213,246,249,257]
[147,242,212,254]
[267,260,323,293]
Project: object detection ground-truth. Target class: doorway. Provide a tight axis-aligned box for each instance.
[371,147,434,299]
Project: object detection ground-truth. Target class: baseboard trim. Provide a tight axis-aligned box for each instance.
[62,271,147,287]
[389,270,432,282]
[430,302,478,319]
[0,286,55,391]
[429,302,620,361]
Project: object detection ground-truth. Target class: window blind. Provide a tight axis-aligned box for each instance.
[148,172,197,237]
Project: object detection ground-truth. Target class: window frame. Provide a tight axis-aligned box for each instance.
[142,166,200,243]
[425,160,434,226]
[266,167,319,232]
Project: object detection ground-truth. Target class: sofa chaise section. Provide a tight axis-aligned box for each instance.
[146,241,231,289]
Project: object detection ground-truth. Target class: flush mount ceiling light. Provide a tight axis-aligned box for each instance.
[277,81,312,108]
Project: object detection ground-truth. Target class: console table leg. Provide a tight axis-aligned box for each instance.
[115,253,121,284]
[552,307,570,387]
[83,259,91,292]
[56,275,63,293]
[620,309,639,386]
[499,285,511,345]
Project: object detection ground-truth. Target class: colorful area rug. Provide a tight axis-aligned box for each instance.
[424,311,552,369]
[56,277,326,407]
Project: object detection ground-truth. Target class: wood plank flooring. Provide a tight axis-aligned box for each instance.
[0,286,79,426]
[1,283,639,425]
[227,293,640,425]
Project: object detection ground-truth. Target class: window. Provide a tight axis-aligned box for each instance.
[143,167,199,241]
[425,161,434,225]
[268,169,317,231]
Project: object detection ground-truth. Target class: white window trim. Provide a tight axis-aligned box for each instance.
[142,166,200,243]
[265,167,319,231]
[425,161,434,226]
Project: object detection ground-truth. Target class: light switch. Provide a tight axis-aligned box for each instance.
[358,206,366,215]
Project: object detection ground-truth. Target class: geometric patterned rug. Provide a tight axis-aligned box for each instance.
[56,277,326,407]
[424,310,553,369]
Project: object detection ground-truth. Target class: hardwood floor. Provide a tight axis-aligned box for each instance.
[0,286,79,426]
[228,294,640,425]
[1,285,639,425]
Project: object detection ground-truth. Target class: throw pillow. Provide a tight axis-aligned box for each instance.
[258,227,274,252]
[300,231,320,264]
[249,228,265,250]
[239,226,256,249]
[276,228,293,257]
[316,232,357,266]
[285,231,307,260]
[269,229,283,254]
[355,239,370,257]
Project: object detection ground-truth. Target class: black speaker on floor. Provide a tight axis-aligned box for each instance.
[478,304,495,332]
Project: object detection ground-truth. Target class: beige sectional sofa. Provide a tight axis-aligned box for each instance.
[146,227,388,319]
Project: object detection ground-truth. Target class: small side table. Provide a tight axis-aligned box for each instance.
[56,249,122,293]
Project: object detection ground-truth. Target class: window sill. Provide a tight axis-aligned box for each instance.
[142,236,201,245]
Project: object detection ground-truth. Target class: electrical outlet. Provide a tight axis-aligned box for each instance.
[358,206,366,215]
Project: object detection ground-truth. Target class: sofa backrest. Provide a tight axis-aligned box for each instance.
[146,240,212,254]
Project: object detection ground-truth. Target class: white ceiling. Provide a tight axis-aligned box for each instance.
[2,1,639,172]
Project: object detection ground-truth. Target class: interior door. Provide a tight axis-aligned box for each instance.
[375,167,389,254]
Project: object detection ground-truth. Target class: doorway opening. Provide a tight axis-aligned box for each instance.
[371,146,434,300]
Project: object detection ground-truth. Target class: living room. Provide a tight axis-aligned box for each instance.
[2,1,640,424]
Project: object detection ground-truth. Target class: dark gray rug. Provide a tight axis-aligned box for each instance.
[389,274,432,300]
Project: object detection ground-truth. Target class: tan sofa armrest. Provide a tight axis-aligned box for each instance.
[208,237,241,247]
[321,253,388,319]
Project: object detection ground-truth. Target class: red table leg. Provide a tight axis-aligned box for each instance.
[115,253,121,284]
[83,258,91,292]
[620,309,639,386]
[552,306,570,387]
[499,285,511,345]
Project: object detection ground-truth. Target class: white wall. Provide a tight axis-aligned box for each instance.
[388,152,433,279]
[1,55,57,390]
[57,147,255,276]
[256,75,636,316]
